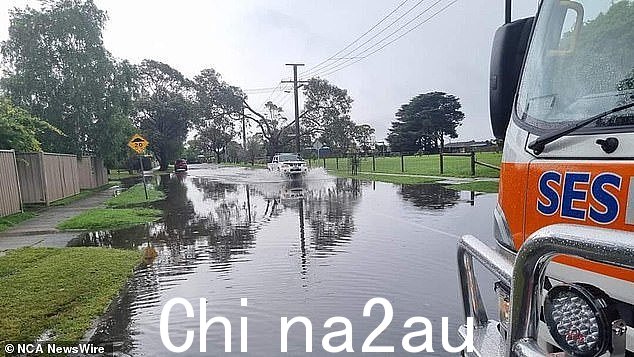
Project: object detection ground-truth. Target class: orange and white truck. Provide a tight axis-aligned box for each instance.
[457,0,633,356]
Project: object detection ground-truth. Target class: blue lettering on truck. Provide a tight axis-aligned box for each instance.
[537,171,622,224]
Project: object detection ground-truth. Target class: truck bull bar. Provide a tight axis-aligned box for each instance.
[457,224,634,357]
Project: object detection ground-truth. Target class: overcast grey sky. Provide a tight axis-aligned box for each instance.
[1,0,537,142]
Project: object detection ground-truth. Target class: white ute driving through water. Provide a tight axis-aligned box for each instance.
[267,153,308,177]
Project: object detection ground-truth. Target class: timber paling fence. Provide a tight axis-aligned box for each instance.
[0,150,23,217]
[17,152,81,205]
[0,151,109,216]
[77,156,108,189]
[308,151,501,177]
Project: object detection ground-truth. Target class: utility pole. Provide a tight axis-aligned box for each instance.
[282,63,308,154]
[242,106,247,149]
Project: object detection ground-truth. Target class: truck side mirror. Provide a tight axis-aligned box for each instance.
[490,17,534,139]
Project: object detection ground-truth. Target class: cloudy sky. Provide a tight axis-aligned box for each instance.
[0,0,537,142]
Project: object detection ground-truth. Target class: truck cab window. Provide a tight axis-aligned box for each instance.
[516,0,634,131]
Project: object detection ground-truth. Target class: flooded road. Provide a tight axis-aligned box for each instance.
[73,164,499,356]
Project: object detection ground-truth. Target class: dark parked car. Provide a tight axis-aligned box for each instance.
[174,159,188,172]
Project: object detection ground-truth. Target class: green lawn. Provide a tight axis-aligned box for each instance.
[445,181,499,193]
[0,247,140,342]
[108,170,140,181]
[0,212,37,233]
[311,152,502,178]
[51,184,116,207]
[105,183,165,208]
[57,208,162,230]
[333,171,439,185]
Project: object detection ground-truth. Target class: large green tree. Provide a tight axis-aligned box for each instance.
[0,98,62,151]
[192,68,244,162]
[1,0,136,165]
[244,133,266,164]
[243,100,295,156]
[193,125,234,163]
[387,92,464,153]
[244,78,357,156]
[303,78,354,153]
[134,60,193,170]
[353,124,375,153]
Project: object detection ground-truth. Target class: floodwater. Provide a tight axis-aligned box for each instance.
[70,164,499,356]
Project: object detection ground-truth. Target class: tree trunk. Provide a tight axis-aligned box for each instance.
[159,156,168,171]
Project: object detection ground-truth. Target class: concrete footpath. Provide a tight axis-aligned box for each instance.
[0,187,116,252]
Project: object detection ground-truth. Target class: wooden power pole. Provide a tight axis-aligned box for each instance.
[282,63,308,154]
[241,106,247,149]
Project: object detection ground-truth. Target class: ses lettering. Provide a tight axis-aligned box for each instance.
[537,171,622,224]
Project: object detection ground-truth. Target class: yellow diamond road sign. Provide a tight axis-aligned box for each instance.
[128,134,149,154]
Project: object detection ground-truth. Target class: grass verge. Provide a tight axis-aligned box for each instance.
[0,212,37,233]
[330,170,439,185]
[0,247,140,343]
[51,184,116,207]
[105,183,165,208]
[108,171,140,181]
[311,152,502,178]
[445,181,499,193]
[57,208,162,230]
[325,168,499,193]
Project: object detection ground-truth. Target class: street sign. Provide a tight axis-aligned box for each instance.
[127,134,150,200]
[128,134,149,154]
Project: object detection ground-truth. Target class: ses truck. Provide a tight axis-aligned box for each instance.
[457,0,633,356]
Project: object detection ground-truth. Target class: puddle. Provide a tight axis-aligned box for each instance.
[75,164,498,356]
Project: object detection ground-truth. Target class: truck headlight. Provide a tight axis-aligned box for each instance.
[543,284,615,357]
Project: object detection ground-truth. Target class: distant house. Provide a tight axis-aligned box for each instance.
[443,140,498,153]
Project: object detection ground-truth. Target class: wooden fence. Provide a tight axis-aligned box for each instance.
[78,156,108,189]
[0,150,22,217]
[16,152,80,205]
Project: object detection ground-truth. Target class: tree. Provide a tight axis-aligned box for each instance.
[134,60,193,170]
[319,116,357,154]
[243,100,295,156]
[243,77,355,156]
[194,68,244,125]
[387,92,464,153]
[303,78,353,153]
[194,125,234,163]
[244,134,266,164]
[0,98,62,151]
[192,68,243,162]
[88,60,138,167]
[1,0,135,162]
[353,124,375,153]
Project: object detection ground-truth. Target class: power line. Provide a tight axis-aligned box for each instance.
[267,84,293,107]
[301,0,431,78]
[300,0,410,77]
[243,86,284,93]
[319,0,459,78]
[308,0,445,78]
[257,82,284,109]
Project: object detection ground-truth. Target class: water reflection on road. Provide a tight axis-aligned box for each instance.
[72,164,498,356]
